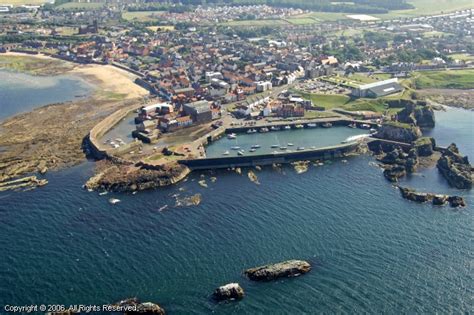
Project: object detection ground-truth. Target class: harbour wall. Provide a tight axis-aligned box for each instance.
[179,142,360,170]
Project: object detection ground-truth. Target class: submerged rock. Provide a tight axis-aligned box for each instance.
[213,283,245,301]
[247,170,260,185]
[292,160,310,174]
[398,187,466,208]
[432,194,448,206]
[399,187,433,203]
[244,259,311,281]
[383,165,406,182]
[437,143,473,189]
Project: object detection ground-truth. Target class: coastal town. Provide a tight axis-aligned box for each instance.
[0,0,473,314]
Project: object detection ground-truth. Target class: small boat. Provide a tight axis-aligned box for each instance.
[223,151,230,156]
[295,124,304,129]
[370,128,377,134]
[348,123,357,128]
[287,143,294,146]
[99,191,108,196]
[270,126,280,131]
[251,144,261,149]
[284,125,291,130]
[108,198,121,205]
[247,129,257,134]
[280,146,287,150]
[271,144,279,148]
[227,133,237,139]
[360,124,371,129]
[307,123,317,128]
[259,127,269,133]
[322,122,332,128]
[249,148,256,152]
[237,150,245,156]
[297,147,305,151]
[231,146,240,150]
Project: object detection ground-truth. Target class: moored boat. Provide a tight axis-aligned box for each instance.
[271,144,279,148]
[223,151,230,155]
[295,124,304,129]
[259,127,269,133]
[270,126,280,131]
[247,129,257,134]
[237,150,245,156]
[227,133,237,139]
[322,122,332,128]
[307,123,317,128]
[231,146,241,150]
[284,125,291,130]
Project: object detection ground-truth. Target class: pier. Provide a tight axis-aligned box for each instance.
[179,142,360,170]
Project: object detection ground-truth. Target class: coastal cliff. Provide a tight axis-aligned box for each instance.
[375,122,422,143]
[393,100,435,128]
[437,143,473,189]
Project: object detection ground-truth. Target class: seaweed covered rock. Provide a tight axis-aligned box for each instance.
[398,187,466,208]
[375,122,422,143]
[437,143,473,189]
[111,298,165,315]
[383,165,406,182]
[414,137,435,156]
[213,283,245,301]
[244,260,311,281]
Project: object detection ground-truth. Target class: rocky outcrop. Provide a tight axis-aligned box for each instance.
[244,260,311,281]
[111,298,165,315]
[85,160,191,192]
[393,99,435,128]
[414,137,435,157]
[398,187,466,208]
[379,147,418,182]
[213,283,245,301]
[375,122,422,143]
[437,143,473,189]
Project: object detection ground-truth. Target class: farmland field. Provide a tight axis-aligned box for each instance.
[56,2,104,10]
[0,0,50,5]
[221,19,289,27]
[374,0,473,19]
[284,17,318,25]
[413,69,474,90]
[122,10,164,22]
[449,53,474,62]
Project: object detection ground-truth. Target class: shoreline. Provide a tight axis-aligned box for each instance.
[0,53,149,190]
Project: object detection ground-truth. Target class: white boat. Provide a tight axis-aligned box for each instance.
[99,191,108,196]
[284,125,291,130]
[223,151,230,155]
[247,129,257,134]
[259,127,269,133]
[348,123,357,128]
[237,150,245,156]
[322,122,332,128]
[342,134,370,143]
[307,123,317,128]
[251,144,261,149]
[287,143,294,146]
[227,133,237,139]
[297,147,305,151]
[360,124,371,129]
[108,198,121,205]
[295,124,304,129]
[249,148,256,152]
[231,146,241,150]
[280,146,287,150]
[271,126,280,131]
[271,144,279,148]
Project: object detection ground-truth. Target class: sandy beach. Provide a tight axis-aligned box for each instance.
[2,52,148,99]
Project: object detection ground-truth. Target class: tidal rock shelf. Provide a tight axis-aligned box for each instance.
[244,259,311,281]
[213,283,245,301]
[398,187,466,208]
[437,143,473,189]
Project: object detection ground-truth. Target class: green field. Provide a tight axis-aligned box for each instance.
[56,2,104,10]
[299,93,351,109]
[284,17,318,25]
[449,53,474,62]
[413,69,474,89]
[374,0,474,20]
[122,10,164,22]
[221,19,288,27]
[0,0,50,5]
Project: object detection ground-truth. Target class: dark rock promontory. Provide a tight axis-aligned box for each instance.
[111,298,166,315]
[213,283,245,301]
[398,187,466,208]
[394,100,435,128]
[437,143,473,189]
[375,121,422,143]
[414,137,436,156]
[244,259,311,281]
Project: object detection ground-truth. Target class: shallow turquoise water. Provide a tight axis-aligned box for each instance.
[0,70,92,121]
[0,98,472,313]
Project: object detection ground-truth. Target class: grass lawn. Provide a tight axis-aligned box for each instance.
[56,2,104,10]
[449,53,474,62]
[0,0,49,5]
[122,10,164,22]
[0,54,73,75]
[297,11,349,22]
[413,69,474,89]
[221,19,288,27]
[374,0,474,20]
[284,17,318,25]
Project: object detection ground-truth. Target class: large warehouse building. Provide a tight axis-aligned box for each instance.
[352,78,403,98]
